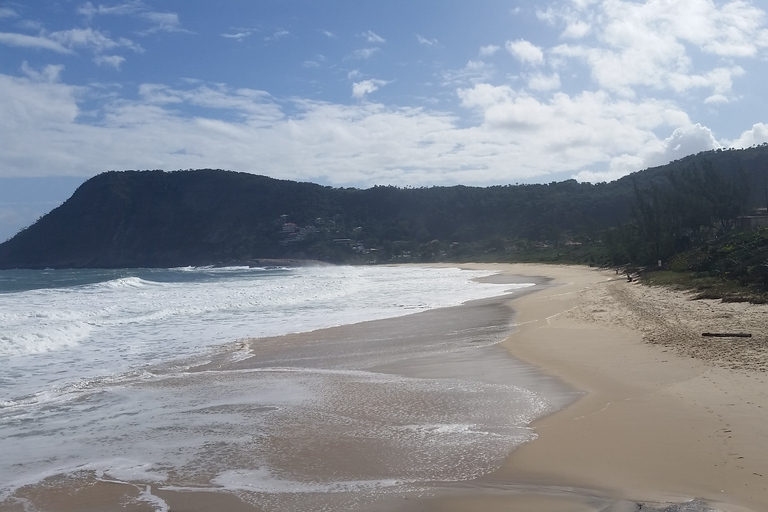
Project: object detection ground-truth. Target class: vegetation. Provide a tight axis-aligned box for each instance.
[1,145,767,301]
[642,228,768,303]
[603,150,768,301]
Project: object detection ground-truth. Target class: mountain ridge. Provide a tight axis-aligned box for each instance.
[1,145,766,269]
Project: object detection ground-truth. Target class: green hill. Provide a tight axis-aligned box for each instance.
[1,145,766,269]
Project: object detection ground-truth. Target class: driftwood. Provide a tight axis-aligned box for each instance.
[702,332,752,338]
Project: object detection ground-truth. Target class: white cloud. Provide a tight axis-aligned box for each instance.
[21,62,65,83]
[544,0,768,58]
[641,123,721,168]
[576,123,721,182]
[0,0,764,196]
[77,2,98,19]
[441,60,495,87]
[669,66,740,92]
[548,0,768,100]
[1,0,765,191]
[49,28,143,53]
[78,1,144,18]
[457,82,702,180]
[79,1,187,35]
[363,30,385,44]
[537,3,592,39]
[352,79,389,100]
[505,39,544,65]
[222,31,252,41]
[266,29,290,41]
[139,11,186,34]
[303,54,328,68]
[417,34,438,46]
[0,32,72,53]
[0,7,18,18]
[1,73,713,186]
[94,55,126,69]
[351,48,380,59]
[527,72,561,91]
[479,44,500,57]
[0,27,143,65]
[136,83,280,124]
[562,20,590,39]
[729,123,768,148]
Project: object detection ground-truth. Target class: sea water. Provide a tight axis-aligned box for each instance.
[0,265,563,511]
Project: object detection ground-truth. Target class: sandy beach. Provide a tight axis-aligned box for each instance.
[395,263,768,512]
[4,263,768,512]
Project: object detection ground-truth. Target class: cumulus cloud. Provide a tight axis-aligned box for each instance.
[1,73,718,187]
[527,72,561,91]
[547,0,768,99]
[730,123,768,148]
[457,82,707,181]
[562,20,590,39]
[505,39,544,65]
[352,79,389,100]
[1,0,766,189]
[575,123,722,182]
[641,123,721,167]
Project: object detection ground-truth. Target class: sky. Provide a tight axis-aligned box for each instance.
[1,0,768,241]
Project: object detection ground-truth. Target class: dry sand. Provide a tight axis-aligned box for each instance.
[403,263,768,512]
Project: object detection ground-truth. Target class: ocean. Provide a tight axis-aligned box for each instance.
[0,265,574,511]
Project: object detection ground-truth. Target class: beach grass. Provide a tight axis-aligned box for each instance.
[641,269,768,303]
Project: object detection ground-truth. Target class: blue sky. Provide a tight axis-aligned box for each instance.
[1,0,768,241]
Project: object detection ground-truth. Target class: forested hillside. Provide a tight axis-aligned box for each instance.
[0,145,766,271]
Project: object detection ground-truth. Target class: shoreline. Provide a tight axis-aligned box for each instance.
[398,263,768,512]
[0,267,550,512]
[4,263,768,512]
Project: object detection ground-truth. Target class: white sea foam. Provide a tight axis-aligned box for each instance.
[95,276,157,289]
[0,266,529,399]
[0,319,92,355]
[135,485,170,512]
[95,460,169,483]
[211,468,404,494]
